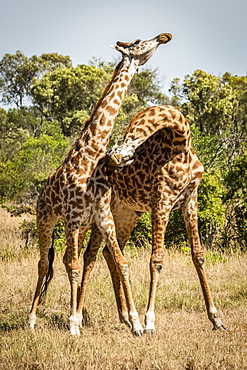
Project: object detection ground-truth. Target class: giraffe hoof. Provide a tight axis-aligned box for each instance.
[119,314,132,328]
[69,314,81,335]
[70,325,81,336]
[212,323,227,331]
[212,317,226,331]
[132,329,144,337]
[81,309,92,327]
[144,328,156,335]
[27,313,37,329]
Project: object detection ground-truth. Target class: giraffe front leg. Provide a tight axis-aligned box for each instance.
[182,188,226,330]
[103,245,131,328]
[102,206,140,329]
[96,205,143,336]
[106,240,143,336]
[63,228,82,335]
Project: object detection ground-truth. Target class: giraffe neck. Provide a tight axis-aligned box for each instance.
[64,57,139,179]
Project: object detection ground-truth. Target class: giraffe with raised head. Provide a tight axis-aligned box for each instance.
[80,105,226,333]
[28,33,172,336]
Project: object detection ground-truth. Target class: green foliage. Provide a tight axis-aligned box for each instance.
[198,170,226,232]
[0,127,70,203]
[165,170,226,249]
[164,167,226,250]
[204,250,227,265]
[166,209,188,248]
[190,124,226,171]
[169,70,247,249]
[109,94,141,146]
[0,51,72,108]
[129,68,170,106]
[129,213,152,248]
[31,65,109,136]
[18,219,37,248]
[226,149,247,205]
[171,70,237,134]
[53,222,66,251]
[222,150,247,250]
[0,50,246,250]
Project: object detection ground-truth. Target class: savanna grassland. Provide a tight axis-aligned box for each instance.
[0,207,247,370]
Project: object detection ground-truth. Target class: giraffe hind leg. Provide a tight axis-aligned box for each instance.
[103,245,131,328]
[28,216,57,329]
[144,203,173,335]
[76,224,103,327]
[76,226,92,326]
[182,187,226,330]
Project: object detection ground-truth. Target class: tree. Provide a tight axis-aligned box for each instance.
[169,70,247,249]
[222,150,247,250]
[170,70,247,168]
[0,51,72,108]
[31,65,110,136]
[0,122,70,203]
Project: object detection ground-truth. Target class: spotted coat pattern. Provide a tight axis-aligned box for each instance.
[28,33,172,336]
[79,105,225,333]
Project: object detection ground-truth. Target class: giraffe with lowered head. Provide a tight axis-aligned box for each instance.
[79,105,226,333]
[28,33,172,336]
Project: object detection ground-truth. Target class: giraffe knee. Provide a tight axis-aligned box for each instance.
[150,249,164,273]
[63,252,81,276]
[115,256,129,278]
[192,252,205,269]
[156,264,163,272]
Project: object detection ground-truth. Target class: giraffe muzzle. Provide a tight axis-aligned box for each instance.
[109,153,122,166]
[158,33,172,44]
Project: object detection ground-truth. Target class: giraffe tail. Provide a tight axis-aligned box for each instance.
[39,231,55,304]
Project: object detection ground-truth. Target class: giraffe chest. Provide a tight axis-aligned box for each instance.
[42,167,110,224]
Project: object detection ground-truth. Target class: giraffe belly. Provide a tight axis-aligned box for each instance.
[115,186,152,213]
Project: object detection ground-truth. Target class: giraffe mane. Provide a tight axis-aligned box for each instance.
[82,59,124,133]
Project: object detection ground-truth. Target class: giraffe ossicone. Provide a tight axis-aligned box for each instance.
[28,33,172,336]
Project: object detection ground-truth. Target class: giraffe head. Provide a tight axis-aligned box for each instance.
[105,142,140,171]
[111,33,172,66]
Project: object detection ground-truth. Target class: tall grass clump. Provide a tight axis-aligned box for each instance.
[0,208,247,369]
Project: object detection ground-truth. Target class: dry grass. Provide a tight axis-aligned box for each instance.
[0,207,247,369]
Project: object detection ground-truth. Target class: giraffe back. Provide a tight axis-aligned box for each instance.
[124,105,191,150]
[108,105,203,213]
[107,105,192,168]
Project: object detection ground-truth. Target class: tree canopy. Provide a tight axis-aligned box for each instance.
[0,51,246,250]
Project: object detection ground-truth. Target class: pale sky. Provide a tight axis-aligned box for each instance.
[1,0,247,97]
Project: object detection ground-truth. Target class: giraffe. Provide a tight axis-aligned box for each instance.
[28,33,172,336]
[78,105,226,333]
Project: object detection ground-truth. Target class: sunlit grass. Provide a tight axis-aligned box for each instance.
[0,208,247,369]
